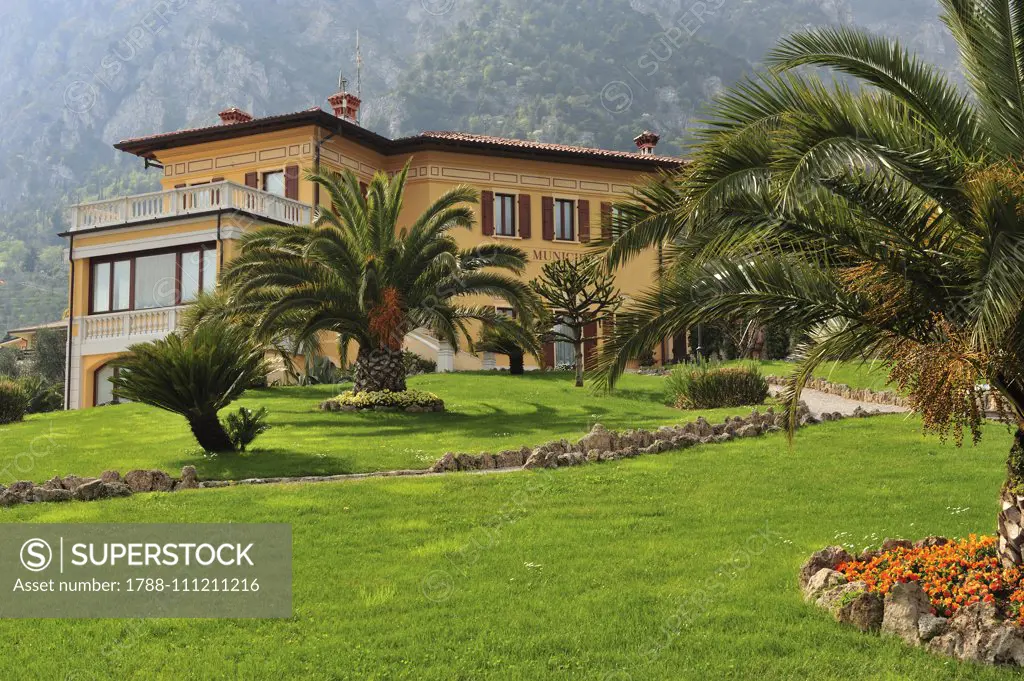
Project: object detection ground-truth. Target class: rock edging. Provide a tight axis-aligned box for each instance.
[0,466,200,508]
[802,542,1024,667]
[429,402,886,474]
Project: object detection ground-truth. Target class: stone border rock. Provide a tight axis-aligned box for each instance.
[801,542,1024,667]
[0,466,200,507]
[428,402,886,474]
[765,375,909,408]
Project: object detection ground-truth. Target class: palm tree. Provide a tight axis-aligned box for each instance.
[476,316,543,375]
[217,163,536,393]
[597,1,1024,565]
[110,320,268,452]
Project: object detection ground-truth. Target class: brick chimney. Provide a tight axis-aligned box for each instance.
[219,107,253,125]
[328,75,361,124]
[633,130,660,155]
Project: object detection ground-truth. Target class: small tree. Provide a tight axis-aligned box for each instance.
[0,347,20,379]
[532,257,620,387]
[110,321,269,452]
[32,328,67,385]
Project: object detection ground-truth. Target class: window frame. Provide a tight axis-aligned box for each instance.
[263,170,286,197]
[554,198,575,241]
[494,193,517,237]
[93,363,129,407]
[89,242,217,315]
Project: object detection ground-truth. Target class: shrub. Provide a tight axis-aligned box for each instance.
[0,378,29,425]
[111,321,269,452]
[224,407,272,452]
[32,328,67,384]
[403,351,437,376]
[668,361,769,409]
[299,357,347,386]
[321,389,444,412]
[17,376,63,414]
[0,348,20,379]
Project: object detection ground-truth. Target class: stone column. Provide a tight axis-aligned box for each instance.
[437,342,455,373]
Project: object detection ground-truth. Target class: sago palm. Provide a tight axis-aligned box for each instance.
[110,320,269,452]
[598,0,1024,565]
[217,163,536,393]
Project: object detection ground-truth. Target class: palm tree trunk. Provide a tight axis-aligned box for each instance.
[574,342,585,388]
[509,352,524,375]
[188,413,235,453]
[353,346,407,393]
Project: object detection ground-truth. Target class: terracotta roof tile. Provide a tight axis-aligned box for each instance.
[406,130,682,163]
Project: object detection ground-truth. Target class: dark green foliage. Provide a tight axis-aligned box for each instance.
[111,321,269,453]
[0,378,29,425]
[403,352,437,376]
[17,375,63,414]
[667,362,769,409]
[0,347,20,379]
[32,328,66,384]
[224,407,272,452]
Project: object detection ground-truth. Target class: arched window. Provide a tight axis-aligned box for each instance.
[94,364,131,407]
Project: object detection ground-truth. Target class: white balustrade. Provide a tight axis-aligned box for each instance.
[82,306,188,345]
[71,181,312,232]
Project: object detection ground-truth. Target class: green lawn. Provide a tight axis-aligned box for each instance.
[723,359,898,392]
[0,415,1015,679]
[0,372,751,484]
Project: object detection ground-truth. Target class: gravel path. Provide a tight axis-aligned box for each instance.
[768,385,909,417]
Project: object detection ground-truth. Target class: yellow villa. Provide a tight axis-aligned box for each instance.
[62,82,685,409]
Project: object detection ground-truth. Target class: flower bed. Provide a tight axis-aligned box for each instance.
[802,536,1024,667]
[319,389,445,413]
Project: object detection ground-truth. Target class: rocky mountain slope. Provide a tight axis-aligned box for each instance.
[0,0,955,330]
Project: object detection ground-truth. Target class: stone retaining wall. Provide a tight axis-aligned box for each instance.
[802,543,1024,667]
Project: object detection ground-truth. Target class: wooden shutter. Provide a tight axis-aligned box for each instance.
[601,202,613,241]
[543,341,555,369]
[583,321,598,370]
[541,196,554,241]
[481,190,494,236]
[518,194,531,239]
[244,172,258,188]
[578,200,591,243]
[284,165,300,200]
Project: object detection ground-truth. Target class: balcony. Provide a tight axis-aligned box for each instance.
[69,181,313,232]
[80,306,189,351]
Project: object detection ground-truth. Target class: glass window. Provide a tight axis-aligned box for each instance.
[555,199,575,240]
[495,194,516,236]
[95,365,115,406]
[554,321,575,367]
[92,262,111,313]
[180,250,202,303]
[263,171,285,197]
[202,248,217,293]
[95,365,131,406]
[112,260,131,311]
[134,253,177,309]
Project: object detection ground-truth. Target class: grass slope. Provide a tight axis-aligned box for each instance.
[0,373,747,483]
[0,416,1015,679]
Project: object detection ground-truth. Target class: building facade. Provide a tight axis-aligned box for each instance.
[62,87,684,409]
